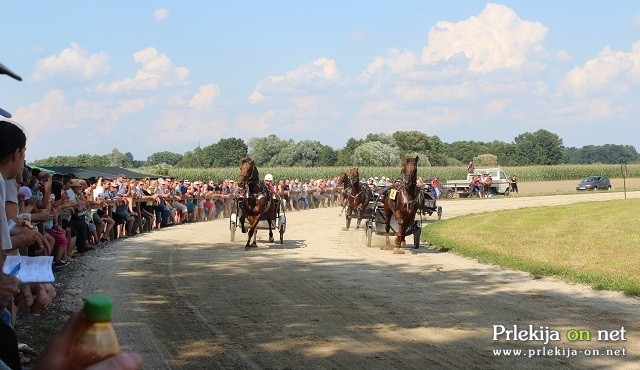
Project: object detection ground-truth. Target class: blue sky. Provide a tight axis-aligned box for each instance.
[2,1,640,161]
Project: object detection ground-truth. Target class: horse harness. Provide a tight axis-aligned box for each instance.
[384,180,420,213]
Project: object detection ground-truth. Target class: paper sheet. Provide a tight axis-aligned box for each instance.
[3,255,55,283]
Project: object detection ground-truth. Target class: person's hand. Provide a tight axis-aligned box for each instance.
[32,228,52,255]
[44,177,53,192]
[0,274,21,308]
[33,310,143,370]
[31,209,54,222]
[15,283,56,313]
[10,226,48,253]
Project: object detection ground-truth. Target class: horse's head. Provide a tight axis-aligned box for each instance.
[349,167,359,184]
[336,172,348,186]
[402,156,419,185]
[238,157,259,188]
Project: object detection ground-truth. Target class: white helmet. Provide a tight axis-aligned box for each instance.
[264,174,274,182]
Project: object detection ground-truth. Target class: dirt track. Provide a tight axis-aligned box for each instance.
[61,191,640,369]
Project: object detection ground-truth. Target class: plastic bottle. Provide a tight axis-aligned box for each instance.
[69,295,121,369]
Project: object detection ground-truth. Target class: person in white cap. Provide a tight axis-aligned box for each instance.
[264,174,275,192]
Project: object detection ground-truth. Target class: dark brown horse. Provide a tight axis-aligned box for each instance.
[337,167,371,230]
[383,156,420,254]
[237,157,277,249]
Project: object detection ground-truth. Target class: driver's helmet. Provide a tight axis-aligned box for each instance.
[395,177,403,183]
[264,174,274,182]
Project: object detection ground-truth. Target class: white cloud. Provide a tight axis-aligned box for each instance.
[485,99,509,115]
[94,47,189,93]
[31,43,109,82]
[14,90,102,136]
[555,50,571,64]
[559,41,640,98]
[235,110,275,134]
[248,90,264,104]
[421,3,548,72]
[154,8,170,22]
[360,100,396,117]
[267,57,339,84]
[189,84,220,109]
[13,89,151,139]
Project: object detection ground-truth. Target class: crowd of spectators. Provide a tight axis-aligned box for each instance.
[1,120,142,370]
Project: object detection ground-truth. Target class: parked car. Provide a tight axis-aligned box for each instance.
[576,176,611,191]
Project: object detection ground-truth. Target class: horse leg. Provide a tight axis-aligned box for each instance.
[245,228,254,249]
[245,217,260,249]
[240,214,246,233]
[338,200,347,216]
[355,207,361,230]
[393,210,406,254]
[345,206,352,230]
[382,206,393,250]
[268,219,274,243]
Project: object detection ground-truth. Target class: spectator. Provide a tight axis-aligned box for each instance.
[60,177,91,253]
[467,161,475,174]
[290,179,301,210]
[430,176,440,199]
[469,174,481,197]
[483,174,493,197]
[301,180,311,210]
[1,120,56,369]
[509,175,518,194]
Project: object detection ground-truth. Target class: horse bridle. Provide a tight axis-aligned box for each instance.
[240,163,259,189]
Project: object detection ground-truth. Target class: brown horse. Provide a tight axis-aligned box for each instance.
[237,157,277,249]
[383,156,420,254]
[337,167,371,230]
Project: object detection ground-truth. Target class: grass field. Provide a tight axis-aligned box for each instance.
[423,197,640,296]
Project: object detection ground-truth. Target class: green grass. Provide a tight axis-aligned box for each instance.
[422,199,640,296]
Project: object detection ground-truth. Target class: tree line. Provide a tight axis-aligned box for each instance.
[32,129,639,169]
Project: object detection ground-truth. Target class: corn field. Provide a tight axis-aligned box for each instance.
[136,164,640,183]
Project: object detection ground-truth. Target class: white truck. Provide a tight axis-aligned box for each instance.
[441,167,511,198]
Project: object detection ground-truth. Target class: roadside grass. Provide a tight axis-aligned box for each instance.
[422,199,640,296]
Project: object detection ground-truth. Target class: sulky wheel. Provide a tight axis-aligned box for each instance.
[413,224,421,249]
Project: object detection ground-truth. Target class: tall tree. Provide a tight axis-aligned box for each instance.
[445,140,492,163]
[563,144,639,164]
[352,141,400,166]
[337,138,364,166]
[247,134,293,166]
[514,129,563,165]
[146,151,184,166]
[392,130,431,154]
[177,146,204,168]
[107,148,132,167]
[203,138,248,167]
[364,133,396,147]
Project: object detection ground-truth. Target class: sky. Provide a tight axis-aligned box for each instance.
[2,1,640,162]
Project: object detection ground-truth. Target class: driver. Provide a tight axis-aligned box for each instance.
[264,174,276,192]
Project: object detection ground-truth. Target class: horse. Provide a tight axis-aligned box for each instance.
[383,156,420,254]
[237,157,278,249]
[336,167,371,230]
